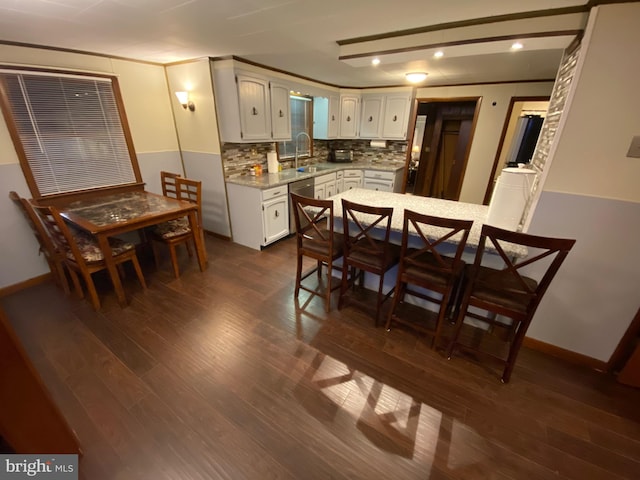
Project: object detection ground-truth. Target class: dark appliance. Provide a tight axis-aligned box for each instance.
[329,149,353,163]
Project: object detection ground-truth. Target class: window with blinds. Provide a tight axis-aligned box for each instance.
[0,69,138,198]
[277,95,312,159]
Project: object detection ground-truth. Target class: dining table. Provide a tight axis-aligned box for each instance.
[58,190,208,306]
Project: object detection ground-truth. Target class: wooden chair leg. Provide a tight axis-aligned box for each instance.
[169,244,180,278]
[53,261,71,295]
[151,240,162,269]
[68,269,83,300]
[130,256,147,289]
[295,253,303,298]
[385,280,405,331]
[82,273,101,310]
[324,260,333,312]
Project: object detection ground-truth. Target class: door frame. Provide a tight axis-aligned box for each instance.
[482,95,550,205]
[404,96,481,199]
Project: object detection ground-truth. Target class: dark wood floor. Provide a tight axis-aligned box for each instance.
[2,234,640,480]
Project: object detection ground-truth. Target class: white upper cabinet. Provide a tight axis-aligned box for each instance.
[359,94,384,138]
[212,60,293,143]
[339,94,360,138]
[270,81,291,140]
[236,74,271,141]
[313,95,339,139]
[382,93,413,139]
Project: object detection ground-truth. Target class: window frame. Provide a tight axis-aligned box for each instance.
[0,66,143,205]
[276,94,313,160]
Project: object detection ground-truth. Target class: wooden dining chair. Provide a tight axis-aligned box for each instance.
[30,203,147,310]
[9,191,70,295]
[386,210,473,348]
[446,224,576,383]
[151,177,203,278]
[290,193,343,312]
[161,171,182,198]
[338,199,401,326]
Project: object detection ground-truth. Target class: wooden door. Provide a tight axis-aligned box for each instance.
[414,101,476,200]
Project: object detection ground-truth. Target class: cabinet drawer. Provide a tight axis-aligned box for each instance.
[262,185,287,201]
[343,169,362,178]
[364,170,395,181]
[315,172,336,185]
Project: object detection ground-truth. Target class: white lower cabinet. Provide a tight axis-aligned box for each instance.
[314,172,337,200]
[363,169,403,192]
[227,183,289,250]
[342,169,363,191]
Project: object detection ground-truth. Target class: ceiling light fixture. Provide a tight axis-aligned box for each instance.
[175,91,195,111]
[371,58,381,66]
[511,42,523,50]
[405,72,428,83]
[434,51,444,58]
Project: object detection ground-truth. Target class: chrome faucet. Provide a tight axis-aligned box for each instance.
[294,131,311,170]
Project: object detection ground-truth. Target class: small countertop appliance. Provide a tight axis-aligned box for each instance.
[329,149,353,163]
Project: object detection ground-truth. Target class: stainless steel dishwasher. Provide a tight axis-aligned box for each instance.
[288,178,314,233]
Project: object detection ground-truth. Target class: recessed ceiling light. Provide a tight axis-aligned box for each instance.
[511,42,523,50]
[371,58,381,66]
[434,51,444,58]
[405,72,428,83]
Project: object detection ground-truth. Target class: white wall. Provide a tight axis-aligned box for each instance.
[0,45,181,289]
[526,3,640,361]
[415,82,554,204]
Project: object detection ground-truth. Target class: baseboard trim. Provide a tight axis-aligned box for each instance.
[524,336,607,371]
[203,230,230,241]
[0,274,52,298]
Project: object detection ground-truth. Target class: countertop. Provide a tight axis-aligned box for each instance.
[225,161,405,189]
[327,188,528,258]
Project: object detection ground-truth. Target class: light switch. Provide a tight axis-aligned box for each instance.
[626,136,640,158]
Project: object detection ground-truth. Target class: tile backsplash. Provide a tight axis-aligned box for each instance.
[222,139,407,177]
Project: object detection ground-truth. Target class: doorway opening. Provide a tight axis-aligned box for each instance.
[483,96,550,204]
[407,99,480,200]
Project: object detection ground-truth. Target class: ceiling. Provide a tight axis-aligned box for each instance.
[0,0,593,88]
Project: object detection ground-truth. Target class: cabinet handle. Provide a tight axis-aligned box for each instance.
[331,115,335,121]
[368,116,373,122]
[279,109,284,117]
[392,115,398,122]
[252,107,258,115]
[274,210,279,218]
[346,115,351,122]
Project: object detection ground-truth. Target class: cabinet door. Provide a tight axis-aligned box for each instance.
[336,178,344,194]
[382,94,412,139]
[343,178,361,190]
[339,94,360,138]
[360,95,384,138]
[270,82,291,140]
[262,196,289,245]
[314,183,326,200]
[364,178,393,191]
[325,180,336,198]
[237,74,271,141]
[328,95,340,138]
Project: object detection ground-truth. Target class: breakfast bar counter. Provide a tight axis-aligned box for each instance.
[327,188,528,258]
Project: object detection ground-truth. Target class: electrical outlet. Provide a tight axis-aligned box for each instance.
[626,136,640,158]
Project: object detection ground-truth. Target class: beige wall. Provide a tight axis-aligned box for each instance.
[526,3,640,361]
[165,60,221,154]
[543,5,640,203]
[416,82,554,204]
[0,45,178,160]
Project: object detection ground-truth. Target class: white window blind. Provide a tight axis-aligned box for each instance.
[0,70,136,196]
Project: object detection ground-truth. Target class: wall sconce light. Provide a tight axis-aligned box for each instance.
[405,72,428,83]
[175,91,195,111]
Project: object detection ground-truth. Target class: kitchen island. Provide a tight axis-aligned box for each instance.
[327,188,528,259]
